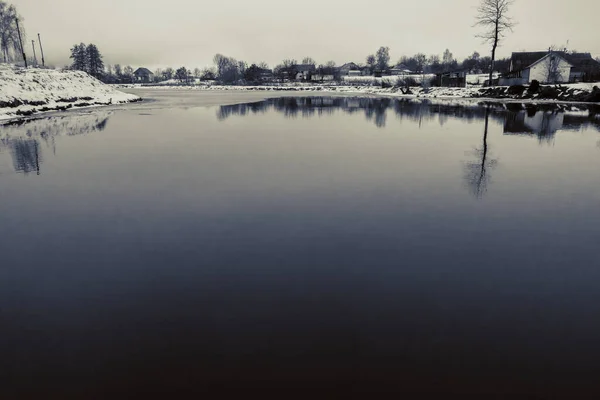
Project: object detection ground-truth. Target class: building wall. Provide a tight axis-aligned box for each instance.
[529,56,571,83]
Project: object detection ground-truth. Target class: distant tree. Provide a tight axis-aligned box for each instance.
[279,58,297,80]
[375,46,390,71]
[461,51,481,72]
[428,55,442,73]
[200,67,216,80]
[238,60,247,77]
[302,57,316,65]
[153,68,163,82]
[162,67,174,80]
[70,43,87,71]
[366,54,376,74]
[475,0,516,86]
[114,63,122,77]
[414,53,428,73]
[175,66,188,83]
[193,67,202,78]
[257,61,269,69]
[122,65,134,83]
[441,49,451,64]
[398,55,417,72]
[213,54,243,83]
[86,44,104,78]
[244,64,263,82]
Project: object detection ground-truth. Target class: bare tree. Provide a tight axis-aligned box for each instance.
[302,57,316,65]
[542,52,561,83]
[475,0,515,86]
[366,54,376,74]
[257,61,269,70]
[375,46,390,71]
[0,1,24,63]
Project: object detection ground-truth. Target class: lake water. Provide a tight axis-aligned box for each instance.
[2,92,600,398]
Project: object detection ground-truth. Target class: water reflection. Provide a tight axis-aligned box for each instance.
[464,106,498,198]
[217,97,600,135]
[0,112,111,175]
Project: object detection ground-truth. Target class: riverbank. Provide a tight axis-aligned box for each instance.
[117,81,600,105]
[0,64,140,123]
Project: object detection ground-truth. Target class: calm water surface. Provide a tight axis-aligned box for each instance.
[2,93,600,398]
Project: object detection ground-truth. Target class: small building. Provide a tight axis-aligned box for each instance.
[435,69,468,87]
[133,67,154,83]
[499,51,600,85]
[293,64,316,80]
[390,63,413,76]
[258,68,274,81]
[347,70,363,77]
[339,62,361,76]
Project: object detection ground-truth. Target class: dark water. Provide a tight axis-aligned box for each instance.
[2,96,600,398]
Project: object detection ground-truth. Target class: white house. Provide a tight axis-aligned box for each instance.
[500,51,600,85]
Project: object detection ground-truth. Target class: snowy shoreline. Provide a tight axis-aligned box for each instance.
[117,81,600,106]
[0,65,141,124]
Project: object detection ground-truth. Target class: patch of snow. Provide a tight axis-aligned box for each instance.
[0,64,140,123]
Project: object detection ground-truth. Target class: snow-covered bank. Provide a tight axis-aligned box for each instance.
[0,64,140,123]
[116,81,600,105]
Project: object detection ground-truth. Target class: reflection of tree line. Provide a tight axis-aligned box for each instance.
[0,112,111,175]
[219,97,600,200]
[218,97,600,134]
[217,97,511,128]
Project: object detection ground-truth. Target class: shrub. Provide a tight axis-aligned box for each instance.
[507,85,526,96]
[538,86,559,99]
[528,80,540,93]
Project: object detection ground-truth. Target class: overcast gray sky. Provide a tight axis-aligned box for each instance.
[11,0,600,70]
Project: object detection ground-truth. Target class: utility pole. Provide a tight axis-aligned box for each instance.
[15,17,27,68]
[31,40,38,66]
[38,33,45,67]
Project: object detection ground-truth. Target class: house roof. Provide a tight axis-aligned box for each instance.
[510,51,599,72]
[340,62,360,70]
[134,67,153,75]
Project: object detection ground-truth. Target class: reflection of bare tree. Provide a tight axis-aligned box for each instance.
[464,106,498,198]
[0,112,111,176]
[10,139,41,175]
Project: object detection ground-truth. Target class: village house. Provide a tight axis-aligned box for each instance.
[499,51,600,85]
[390,63,413,76]
[133,67,154,83]
[338,62,361,76]
[293,64,316,80]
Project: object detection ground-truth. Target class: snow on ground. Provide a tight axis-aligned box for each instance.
[0,64,140,123]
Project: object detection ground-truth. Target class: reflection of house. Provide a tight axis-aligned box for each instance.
[293,64,316,80]
[435,69,468,87]
[499,51,600,85]
[133,68,154,83]
[504,110,564,139]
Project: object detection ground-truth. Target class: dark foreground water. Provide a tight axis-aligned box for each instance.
[2,95,600,398]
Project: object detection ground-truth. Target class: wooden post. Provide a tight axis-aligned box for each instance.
[31,40,38,65]
[15,17,27,68]
[38,34,45,67]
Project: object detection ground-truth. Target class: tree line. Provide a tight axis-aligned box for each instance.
[70,43,104,78]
